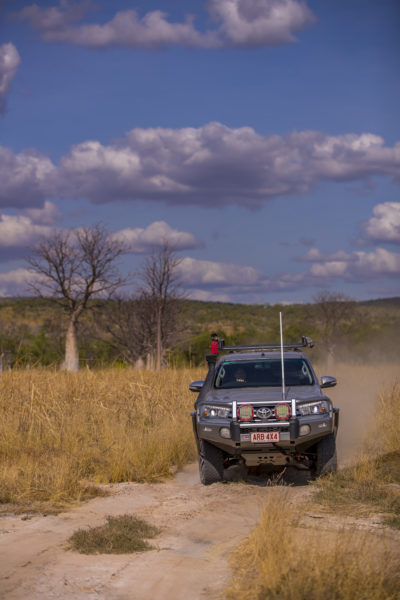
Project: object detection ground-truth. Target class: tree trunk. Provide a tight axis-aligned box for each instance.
[156,306,162,372]
[63,318,79,372]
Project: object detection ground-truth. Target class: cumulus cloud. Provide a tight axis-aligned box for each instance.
[16,0,315,49]
[1,124,400,209]
[0,43,21,114]
[57,125,400,207]
[0,146,56,209]
[178,256,267,289]
[359,202,400,245]
[0,213,55,248]
[305,248,400,282]
[296,248,354,263]
[0,268,40,296]
[112,221,203,253]
[176,247,400,299]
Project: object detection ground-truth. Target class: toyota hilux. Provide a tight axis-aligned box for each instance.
[189,337,339,485]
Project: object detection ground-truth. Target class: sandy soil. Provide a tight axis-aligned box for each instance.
[0,464,310,600]
[1,462,398,600]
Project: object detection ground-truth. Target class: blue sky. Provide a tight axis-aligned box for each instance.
[0,0,399,303]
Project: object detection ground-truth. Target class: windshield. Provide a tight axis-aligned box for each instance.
[215,358,314,389]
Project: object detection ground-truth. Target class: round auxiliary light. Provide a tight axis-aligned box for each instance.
[238,404,254,422]
[220,427,231,439]
[275,403,291,421]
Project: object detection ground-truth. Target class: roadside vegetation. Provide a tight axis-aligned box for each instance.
[0,368,199,509]
[314,380,400,527]
[225,489,400,600]
[1,295,399,368]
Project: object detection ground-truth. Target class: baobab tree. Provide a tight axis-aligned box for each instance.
[27,224,126,371]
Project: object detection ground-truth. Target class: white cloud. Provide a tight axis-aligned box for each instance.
[360,202,400,245]
[207,0,315,47]
[16,0,315,49]
[0,146,56,209]
[178,256,267,289]
[57,124,400,207]
[0,43,20,114]
[308,248,400,281]
[113,221,203,253]
[0,213,55,255]
[1,124,400,209]
[187,289,232,302]
[0,268,39,296]
[297,248,354,262]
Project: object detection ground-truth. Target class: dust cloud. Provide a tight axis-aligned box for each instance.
[315,362,399,466]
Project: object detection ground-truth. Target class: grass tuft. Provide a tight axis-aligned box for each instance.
[68,514,160,554]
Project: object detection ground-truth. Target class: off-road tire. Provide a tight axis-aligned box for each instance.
[198,440,224,485]
[314,433,337,476]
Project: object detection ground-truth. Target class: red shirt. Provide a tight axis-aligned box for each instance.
[210,341,219,354]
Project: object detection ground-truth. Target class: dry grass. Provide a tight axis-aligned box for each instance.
[68,514,160,554]
[0,367,201,508]
[225,490,400,600]
[368,380,400,455]
[314,378,400,526]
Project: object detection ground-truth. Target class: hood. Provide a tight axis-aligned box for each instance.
[204,386,323,404]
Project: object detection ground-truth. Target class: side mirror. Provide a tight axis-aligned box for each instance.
[189,380,204,392]
[320,376,337,389]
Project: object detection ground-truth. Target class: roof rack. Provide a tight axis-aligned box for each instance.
[218,336,314,353]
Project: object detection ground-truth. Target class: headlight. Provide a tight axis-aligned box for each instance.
[201,405,231,419]
[297,400,330,416]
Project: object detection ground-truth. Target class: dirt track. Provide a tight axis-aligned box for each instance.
[0,464,314,600]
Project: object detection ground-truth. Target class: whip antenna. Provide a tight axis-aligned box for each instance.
[280,312,286,402]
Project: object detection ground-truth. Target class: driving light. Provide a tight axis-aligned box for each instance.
[238,404,253,421]
[299,424,311,436]
[220,427,231,439]
[275,403,291,421]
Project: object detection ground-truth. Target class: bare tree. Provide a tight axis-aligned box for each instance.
[96,295,149,367]
[313,290,354,367]
[139,242,183,371]
[27,224,126,371]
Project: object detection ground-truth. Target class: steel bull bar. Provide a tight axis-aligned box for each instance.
[230,398,299,442]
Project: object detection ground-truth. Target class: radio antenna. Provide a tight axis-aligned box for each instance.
[280,312,286,402]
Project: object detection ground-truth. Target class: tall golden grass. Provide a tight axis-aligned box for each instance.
[0,368,201,506]
[226,489,400,600]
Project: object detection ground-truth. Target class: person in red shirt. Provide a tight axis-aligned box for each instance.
[210,333,219,354]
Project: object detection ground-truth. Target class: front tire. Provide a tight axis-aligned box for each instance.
[198,440,224,485]
[314,433,337,476]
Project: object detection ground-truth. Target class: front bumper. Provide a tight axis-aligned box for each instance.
[193,396,335,460]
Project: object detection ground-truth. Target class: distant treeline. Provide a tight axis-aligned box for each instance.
[0,296,399,368]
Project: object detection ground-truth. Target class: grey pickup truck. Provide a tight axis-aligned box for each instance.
[189,337,339,485]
